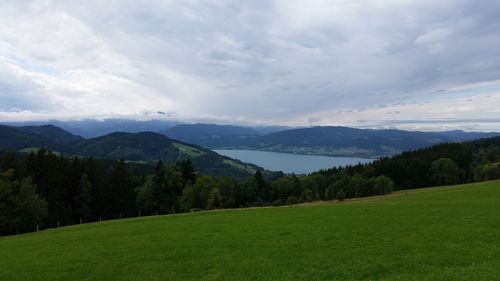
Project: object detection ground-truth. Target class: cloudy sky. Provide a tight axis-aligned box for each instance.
[1,0,500,131]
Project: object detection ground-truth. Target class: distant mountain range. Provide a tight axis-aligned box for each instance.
[1,119,290,138]
[160,124,500,157]
[2,120,499,158]
[160,124,261,148]
[0,125,261,178]
[1,119,180,138]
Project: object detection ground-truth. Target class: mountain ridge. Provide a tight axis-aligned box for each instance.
[0,125,262,179]
[3,121,500,158]
[160,124,500,157]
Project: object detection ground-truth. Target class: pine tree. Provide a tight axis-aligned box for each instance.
[17,177,48,232]
[74,174,92,223]
[1,151,21,178]
[149,160,165,214]
[111,160,133,218]
[180,159,196,184]
[0,170,20,235]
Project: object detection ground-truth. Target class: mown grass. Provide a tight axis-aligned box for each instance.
[1,181,499,281]
[172,143,204,157]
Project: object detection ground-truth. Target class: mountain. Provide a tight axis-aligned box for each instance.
[157,124,500,157]
[2,119,179,138]
[252,125,293,135]
[73,131,261,178]
[241,127,445,157]
[2,120,291,139]
[0,125,261,178]
[16,125,84,144]
[161,123,261,148]
[0,125,63,152]
[4,122,500,159]
[433,130,500,141]
[195,126,500,157]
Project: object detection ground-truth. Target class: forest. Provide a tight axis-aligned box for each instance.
[1,137,499,236]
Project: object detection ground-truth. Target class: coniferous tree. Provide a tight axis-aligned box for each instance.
[180,159,196,184]
[110,160,134,218]
[74,174,92,223]
[1,151,21,178]
[0,170,20,235]
[149,160,165,214]
[17,177,48,232]
[136,176,154,215]
[163,164,185,212]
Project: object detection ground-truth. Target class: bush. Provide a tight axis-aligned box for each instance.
[272,199,284,206]
[285,196,300,205]
[430,158,461,185]
[336,190,346,201]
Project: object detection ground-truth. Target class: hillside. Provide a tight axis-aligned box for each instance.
[2,119,180,138]
[0,125,260,178]
[74,131,261,178]
[247,127,500,157]
[0,125,63,151]
[161,123,260,148]
[1,180,499,280]
[160,124,500,157]
[16,125,84,144]
[5,122,499,157]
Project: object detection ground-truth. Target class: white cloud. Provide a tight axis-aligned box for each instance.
[0,0,499,130]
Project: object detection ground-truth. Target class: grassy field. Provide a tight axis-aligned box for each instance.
[1,181,499,281]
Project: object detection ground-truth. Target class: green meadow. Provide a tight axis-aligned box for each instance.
[1,181,499,281]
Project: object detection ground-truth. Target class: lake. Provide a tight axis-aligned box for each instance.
[214,149,372,174]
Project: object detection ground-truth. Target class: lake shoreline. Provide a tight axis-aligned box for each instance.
[214,149,373,174]
[212,147,384,158]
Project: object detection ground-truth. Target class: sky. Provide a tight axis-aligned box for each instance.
[0,0,500,131]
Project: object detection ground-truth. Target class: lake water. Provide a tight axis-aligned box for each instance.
[214,149,372,174]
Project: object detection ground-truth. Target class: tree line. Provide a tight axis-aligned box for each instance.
[1,137,499,236]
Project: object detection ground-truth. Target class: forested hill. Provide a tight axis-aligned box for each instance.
[0,125,64,151]
[160,123,261,148]
[317,136,500,189]
[248,126,448,156]
[73,131,262,178]
[160,124,500,157]
[17,125,84,144]
[0,125,261,179]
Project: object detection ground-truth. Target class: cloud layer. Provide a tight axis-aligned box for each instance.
[1,0,499,130]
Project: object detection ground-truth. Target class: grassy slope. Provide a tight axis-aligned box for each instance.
[1,181,500,281]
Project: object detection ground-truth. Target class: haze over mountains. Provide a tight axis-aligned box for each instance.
[162,124,500,157]
[2,120,500,158]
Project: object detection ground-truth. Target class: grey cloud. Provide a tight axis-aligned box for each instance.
[382,118,500,125]
[0,62,51,111]
[0,0,499,129]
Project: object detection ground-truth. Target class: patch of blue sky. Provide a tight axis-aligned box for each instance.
[4,52,59,77]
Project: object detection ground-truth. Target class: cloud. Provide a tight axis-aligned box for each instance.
[0,0,499,130]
